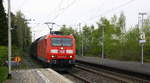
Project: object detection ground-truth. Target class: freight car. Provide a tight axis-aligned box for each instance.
[30,33,76,68]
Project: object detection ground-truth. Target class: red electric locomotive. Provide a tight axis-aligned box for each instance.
[31,33,76,67]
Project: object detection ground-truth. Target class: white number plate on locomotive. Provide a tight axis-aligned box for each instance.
[59,50,65,53]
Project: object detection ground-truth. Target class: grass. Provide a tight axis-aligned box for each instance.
[0,46,8,82]
[0,46,8,66]
[0,67,8,82]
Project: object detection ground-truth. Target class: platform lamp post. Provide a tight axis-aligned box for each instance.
[138,12,147,64]
[78,23,84,56]
[45,22,55,34]
[7,0,12,78]
[101,23,105,64]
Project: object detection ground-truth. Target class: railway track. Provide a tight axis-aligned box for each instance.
[66,62,150,83]
[16,54,150,83]
[68,65,127,83]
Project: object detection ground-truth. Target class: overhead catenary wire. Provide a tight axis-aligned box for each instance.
[51,0,77,21]
[43,0,78,32]
[89,0,136,21]
[48,0,64,20]
[43,0,77,28]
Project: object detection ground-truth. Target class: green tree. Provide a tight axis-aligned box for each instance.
[117,12,126,33]
[143,16,150,62]
[10,11,32,55]
[114,13,126,57]
[123,27,140,61]
[59,13,150,62]
[15,11,31,51]
[0,0,8,45]
[60,25,75,35]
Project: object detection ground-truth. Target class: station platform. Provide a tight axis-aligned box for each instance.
[4,68,73,83]
[76,56,150,76]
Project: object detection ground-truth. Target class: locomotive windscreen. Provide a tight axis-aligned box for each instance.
[51,38,72,46]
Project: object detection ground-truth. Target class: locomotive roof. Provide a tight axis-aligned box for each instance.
[45,34,74,39]
[32,34,74,44]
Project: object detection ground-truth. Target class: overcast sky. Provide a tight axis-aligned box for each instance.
[3,0,150,40]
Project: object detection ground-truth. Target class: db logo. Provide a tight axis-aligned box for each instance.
[59,50,65,53]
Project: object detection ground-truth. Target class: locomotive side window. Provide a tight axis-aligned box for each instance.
[51,38,72,46]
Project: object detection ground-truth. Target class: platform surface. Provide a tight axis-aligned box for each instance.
[5,68,73,83]
[77,56,150,75]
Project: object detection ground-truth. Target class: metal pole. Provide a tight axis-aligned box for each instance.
[78,23,81,56]
[139,12,147,64]
[101,25,104,64]
[8,0,12,78]
[141,44,144,64]
[141,14,144,65]
[141,13,144,64]
[81,24,84,56]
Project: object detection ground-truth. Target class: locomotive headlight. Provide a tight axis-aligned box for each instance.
[51,49,58,53]
[66,50,73,54]
[60,47,63,50]
[51,55,55,58]
[69,55,73,58]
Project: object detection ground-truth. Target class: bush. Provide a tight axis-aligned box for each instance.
[0,67,8,82]
[12,46,23,57]
[0,46,8,82]
[0,46,8,66]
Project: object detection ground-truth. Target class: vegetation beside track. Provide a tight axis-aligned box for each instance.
[60,13,150,62]
[0,46,8,66]
[0,67,8,82]
[0,46,33,82]
[0,2,32,81]
[0,46,8,82]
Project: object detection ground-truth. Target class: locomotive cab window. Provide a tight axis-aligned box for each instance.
[51,38,72,46]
